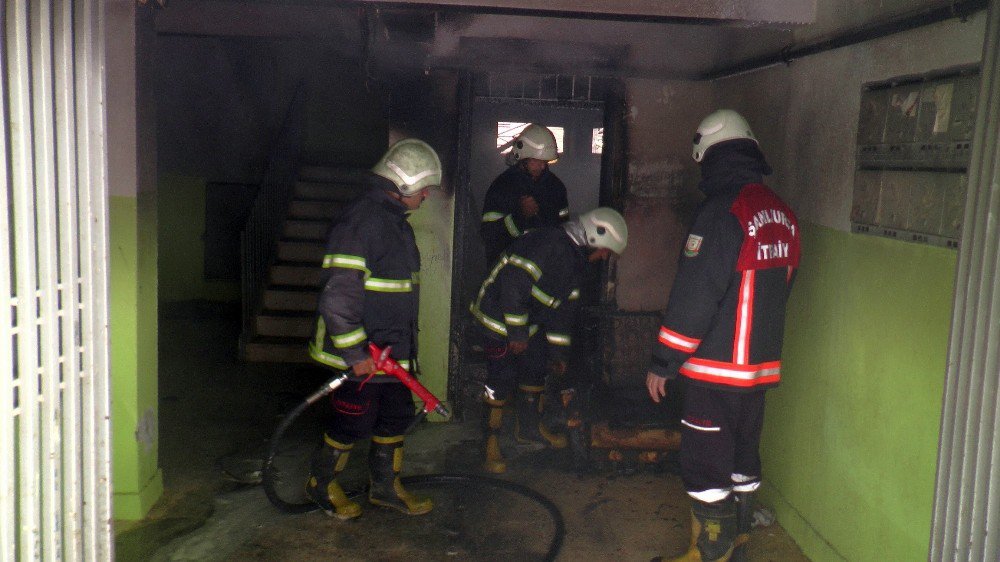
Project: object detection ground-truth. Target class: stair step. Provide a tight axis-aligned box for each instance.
[287,200,346,221]
[244,337,312,364]
[255,311,315,338]
[293,181,365,202]
[263,287,319,312]
[276,241,325,264]
[282,219,329,241]
[242,165,370,365]
[270,264,325,287]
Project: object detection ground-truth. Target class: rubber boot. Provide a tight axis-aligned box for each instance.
[540,389,571,450]
[304,435,362,520]
[368,436,433,515]
[483,396,507,474]
[666,497,738,562]
[515,385,567,449]
[730,492,754,562]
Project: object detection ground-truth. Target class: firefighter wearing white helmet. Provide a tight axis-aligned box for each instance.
[470,207,627,473]
[306,138,443,520]
[481,124,569,265]
[573,207,629,255]
[648,111,800,562]
[691,109,759,163]
[371,138,443,197]
[507,123,560,163]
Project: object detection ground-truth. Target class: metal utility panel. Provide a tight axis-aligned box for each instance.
[851,170,965,248]
[852,69,979,248]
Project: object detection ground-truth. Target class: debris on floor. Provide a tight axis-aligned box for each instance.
[115,301,810,561]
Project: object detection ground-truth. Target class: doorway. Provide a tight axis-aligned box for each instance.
[448,73,620,417]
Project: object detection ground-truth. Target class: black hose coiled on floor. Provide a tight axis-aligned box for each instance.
[261,379,566,562]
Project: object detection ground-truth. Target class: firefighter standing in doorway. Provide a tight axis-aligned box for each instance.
[305,138,442,520]
[471,208,628,473]
[646,110,800,561]
[480,123,569,266]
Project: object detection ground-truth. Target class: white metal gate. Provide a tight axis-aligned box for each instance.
[1,1,113,560]
[931,2,1000,560]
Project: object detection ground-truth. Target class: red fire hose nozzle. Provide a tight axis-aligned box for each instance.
[368,343,451,420]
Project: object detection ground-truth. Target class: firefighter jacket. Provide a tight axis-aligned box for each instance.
[480,164,569,265]
[649,145,800,391]
[309,177,420,383]
[470,226,583,359]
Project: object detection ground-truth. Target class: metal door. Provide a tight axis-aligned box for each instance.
[449,76,612,415]
[467,100,604,277]
[1,1,113,559]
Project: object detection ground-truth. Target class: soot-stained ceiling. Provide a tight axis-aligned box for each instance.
[155,1,966,81]
[155,0,810,80]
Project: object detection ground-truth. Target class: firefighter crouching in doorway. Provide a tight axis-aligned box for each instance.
[481,123,569,266]
[471,208,629,473]
[646,110,800,561]
[305,139,442,520]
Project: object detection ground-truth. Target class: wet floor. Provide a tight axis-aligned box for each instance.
[114,301,809,562]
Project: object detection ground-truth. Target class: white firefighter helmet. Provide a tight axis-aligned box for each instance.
[371,138,442,196]
[692,109,758,162]
[579,207,628,255]
[506,124,559,163]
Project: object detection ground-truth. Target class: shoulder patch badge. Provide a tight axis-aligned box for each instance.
[684,234,704,257]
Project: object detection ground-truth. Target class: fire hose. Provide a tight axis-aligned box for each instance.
[261,343,566,561]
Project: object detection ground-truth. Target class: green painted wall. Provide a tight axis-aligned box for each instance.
[411,194,455,406]
[760,223,956,561]
[110,194,163,520]
[158,175,240,303]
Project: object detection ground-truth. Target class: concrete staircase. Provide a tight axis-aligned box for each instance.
[242,166,369,363]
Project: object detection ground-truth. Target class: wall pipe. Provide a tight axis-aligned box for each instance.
[704,0,989,81]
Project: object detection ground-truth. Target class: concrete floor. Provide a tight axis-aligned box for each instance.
[114,301,809,562]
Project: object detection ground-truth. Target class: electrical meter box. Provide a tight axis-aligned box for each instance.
[852,68,978,248]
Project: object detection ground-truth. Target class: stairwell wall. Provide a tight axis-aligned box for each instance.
[107,2,162,520]
[158,176,242,302]
[155,36,389,303]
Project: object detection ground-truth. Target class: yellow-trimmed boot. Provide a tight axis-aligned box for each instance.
[483,396,507,474]
[368,436,433,515]
[304,435,362,520]
[664,498,738,562]
[515,385,567,449]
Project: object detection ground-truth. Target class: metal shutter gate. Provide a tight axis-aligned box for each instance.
[930,1,1000,561]
[1,1,113,560]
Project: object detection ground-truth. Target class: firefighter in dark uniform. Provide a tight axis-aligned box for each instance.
[471,207,629,473]
[480,123,569,266]
[646,110,800,562]
[305,138,442,520]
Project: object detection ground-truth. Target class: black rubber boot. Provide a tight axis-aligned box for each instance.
[304,435,361,520]
[515,385,567,448]
[368,436,433,515]
[730,492,754,562]
[483,396,508,473]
